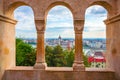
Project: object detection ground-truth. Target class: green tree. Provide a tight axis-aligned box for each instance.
[45,46,54,66]
[16,38,36,66]
[45,45,90,67]
[53,45,63,54]
[52,45,65,67]
[64,50,74,67]
[83,54,91,67]
[45,45,66,67]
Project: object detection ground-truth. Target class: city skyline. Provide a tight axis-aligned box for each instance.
[14,5,107,39]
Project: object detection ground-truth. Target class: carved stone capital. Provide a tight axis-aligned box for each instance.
[74,20,84,34]
[35,20,45,31]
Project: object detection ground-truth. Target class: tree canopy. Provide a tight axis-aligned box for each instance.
[16,38,36,66]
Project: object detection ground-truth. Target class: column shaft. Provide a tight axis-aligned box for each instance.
[36,31,45,63]
[34,20,47,69]
[73,20,85,71]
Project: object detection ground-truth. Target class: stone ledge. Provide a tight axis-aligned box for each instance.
[5,67,115,80]
[6,66,115,72]
[0,15,17,24]
[104,13,120,24]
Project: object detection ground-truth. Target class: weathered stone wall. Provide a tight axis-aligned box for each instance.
[5,67,115,80]
[111,14,120,80]
[0,0,120,80]
[0,0,3,15]
[0,15,17,80]
[117,0,120,13]
[105,12,120,80]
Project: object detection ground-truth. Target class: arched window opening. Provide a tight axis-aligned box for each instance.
[45,5,75,67]
[83,5,107,68]
[14,6,36,66]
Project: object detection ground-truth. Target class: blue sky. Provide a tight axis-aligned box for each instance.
[14,5,107,39]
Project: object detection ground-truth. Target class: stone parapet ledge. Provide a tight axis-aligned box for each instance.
[5,67,115,80]
[86,68,115,72]
[0,14,17,24]
[46,67,73,71]
[104,13,120,25]
[6,67,115,72]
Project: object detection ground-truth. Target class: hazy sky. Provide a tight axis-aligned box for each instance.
[14,5,107,39]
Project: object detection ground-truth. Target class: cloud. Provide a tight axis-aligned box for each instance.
[45,6,74,38]
[61,29,75,38]
[84,6,107,33]
[84,27,105,32]
[46,27,73,30]
[46,5,107,38]
[84,20,106,32]
[14,5,107,39]
[49,6,72,15]
[47,6,73,22]
[83,31,106,38]
[14,6,36,38]
[46,22,73,28]
[45,29,75,38]
[16,31,37,38]
[86,5,107,18]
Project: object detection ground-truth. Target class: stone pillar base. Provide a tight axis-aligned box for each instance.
[73,63,85,71]
[34,62,47,70]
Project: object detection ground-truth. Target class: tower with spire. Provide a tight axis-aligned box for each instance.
[58,35,62,45]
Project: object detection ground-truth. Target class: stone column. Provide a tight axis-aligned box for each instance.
[34,20,47,69]
[73,20,85,71]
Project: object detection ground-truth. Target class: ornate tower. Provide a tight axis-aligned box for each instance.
[58,35,62,45]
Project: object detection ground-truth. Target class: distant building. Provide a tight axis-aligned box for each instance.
[58,35,62,45]
[88,51,106,68]
[67,41,71,51]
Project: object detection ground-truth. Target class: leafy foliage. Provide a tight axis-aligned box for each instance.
[45,45,66,67]
[83,54,91,67]
[45,45,90,67]
[64,50,74,67]
[16,38,36,66]
[45,45,75,67]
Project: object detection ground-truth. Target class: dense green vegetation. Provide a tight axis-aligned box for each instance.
[16,38,36,66]
[45,45,74,67]
[16,38,90,67]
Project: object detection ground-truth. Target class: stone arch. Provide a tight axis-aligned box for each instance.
[45,1,74,21]
[4,2,36,66]
[84,5,107,68]
[89,1,114,17]
[5,1,34,18]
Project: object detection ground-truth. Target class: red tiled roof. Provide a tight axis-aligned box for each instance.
[88,57,106,63]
